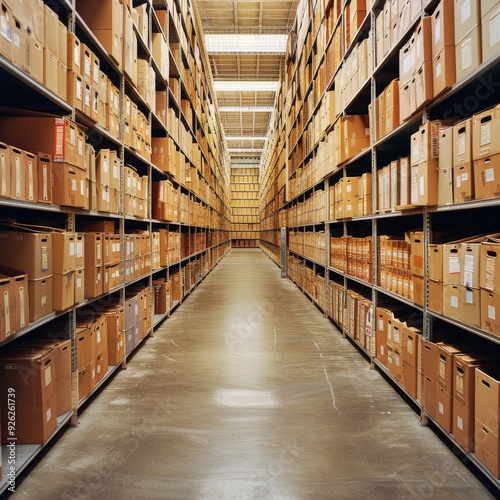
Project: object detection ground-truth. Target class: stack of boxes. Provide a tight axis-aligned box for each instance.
[331,176,372,219]
[374,79,400,140]
[431,0,456,97]
[0,265,29,343]
[333,115,370,165]
[377,159,411,212]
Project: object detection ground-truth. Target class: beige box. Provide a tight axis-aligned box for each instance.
[411,160,439,206]
[453,163,474,202]
[455,27,481,82]
[43,49,58,95]
[438,127,454,205]
[482,4,500,61]
[44,4,58,56]
[74,268,85,303]
[474,153,500,200]
[28,276,53,322]
[433,46,456,97]
[431,0,455,57]
[52,232,76,274]
[473,105,500,160]
[52,271,75,311]
[453,118,473,166]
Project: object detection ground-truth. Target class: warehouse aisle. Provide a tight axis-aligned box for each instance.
[16,250,493,499]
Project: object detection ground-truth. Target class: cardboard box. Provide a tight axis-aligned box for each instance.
[461,285,481,327]
[431,0,455,57]
[460,242,480,288]
[411,160,439,206]
[51,232,76,274]
[22,339,72,417]
[0,231,52,279]
[28,276,52,322]
[454,0,480,43]
[443,243,461,284]
[436,386,453,432]
[37,153,52,204]
[424,375,437,419]
[0,265,28,335]
[473,105,500,160]
[403,361,418,399]
[74,268,85,304]
[475,422,500,478]
[438,127,454,205]
[9,146,25,201]
[415,60,434,109]
[474,154,500,200]
[84,266,103,299]
[0,348,55,407]
[481,289,500,336]
[482,4,500,62]
[24,151,37,203]
[475,365,500,434]
[84,233,103,268]
[43,4,58,56]
[43,49,58,95]
[410,232,424,276]
[95,349,109,384]
[78,365,94,400]
[52,272,75,311]
[94,29,122,66]
[76,327,91,371]
[67,71,83,111]
[429,278,444,314]
[455,27,481,82]
[52,163,86,208]
[453,118,473,166]
[0,116,85,169]
[0,142,10,198]
[453,163,474,202]
[453,400,475,452]
[433,46,456,97]
[443,283,461,319]
[2,393,57,444]
[480,241,500,292]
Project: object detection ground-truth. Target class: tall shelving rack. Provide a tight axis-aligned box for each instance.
[260,0,500,489]
[0,0,230,493]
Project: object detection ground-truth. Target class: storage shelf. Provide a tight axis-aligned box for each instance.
[0,410,74,495]
[0,57,72,114]
[423,410,500,491]
[288,250,327,268]
[78,364,123,409]
[372,358,420,409]
[374,286,423,311]
[430,198,500,214]
[428,311,500,347]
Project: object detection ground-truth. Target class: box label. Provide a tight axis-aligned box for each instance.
[456,372,464,397]
[461,38,472,70]
[481,121,492,147]
[463,254,474,287]
[436,62,442,77]
[19,286,25,328]
[449,255,460,274]
[407,336,414,355]
[40,292,47,308]
[438,402,444,414]
[461,1,471,23]
[4,290,10,335]
[434,21,441,45]
[465,289,473,304]
[485,168,495,183]
[76,241,83,259]
[451,295,459,308]
[46,407,52,423]
[491,14,500,48]
[41,245,49,271]
[45,364,52,387]
[485,255,496,290]
[488,305,496,320]
[77,277,82,288]
[1,152,6,195]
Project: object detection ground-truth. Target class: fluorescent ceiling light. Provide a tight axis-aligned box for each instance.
[226,136,267,141]
[206,34,287,53]
[214,81,279,92]
[219,106,274,112]
[228,148,262,154]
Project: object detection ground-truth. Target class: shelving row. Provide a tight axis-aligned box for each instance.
[0,0,231,492]
[260,0,500,489]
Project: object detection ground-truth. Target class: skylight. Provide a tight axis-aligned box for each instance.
[206,34,287,54]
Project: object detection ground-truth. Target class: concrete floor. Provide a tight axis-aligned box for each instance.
[14,249,495,499]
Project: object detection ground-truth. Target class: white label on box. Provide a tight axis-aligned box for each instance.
[27,162,34,200]
[135,304,139,316]
[18,287,25,328]
[76,241,83,258]
[435,22,441,44]
[412,142,420,163]
[84,58,91,78]
[448,255,460,274]
[463,254,474,286]
[488,304,496,320]
[1,153,6,195]
[85,86,91,107]
[14,156,20,197]
[438,402,444,414]
[46,407,52,423]
[481,121,492,147]
[96,242,101,261]
[485,168,495,183]
[491,13,500,48]
[40,292,47,307]
[1,15,11,42]
[461,38,472,70]
[103,158,109,173]
[71,178,76,191]
[74,43,80,66]
[419,175,425,196]
[13,32,19,48]
[378,319,384,331]
[436,62,442,77]
[451,295,459,308]
[113,164,119,179]
[465,289,474,304]
[461,1,471,23]
[395,356,400,367]
[461,172,469,182]
[347,185,352,193]
[69,242,75,256]
[70,127,76,146]
[77,277,82,288]
[80,179,85,196]
[45,364,52,387]
[3,290,10,335]
[41,245,49,272]
[458,134,466,156]
[96,329,101,344]
[407,337,413,355]
[456,175,462,187]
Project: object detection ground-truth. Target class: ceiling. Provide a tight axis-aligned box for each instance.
[195,0,299,163]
